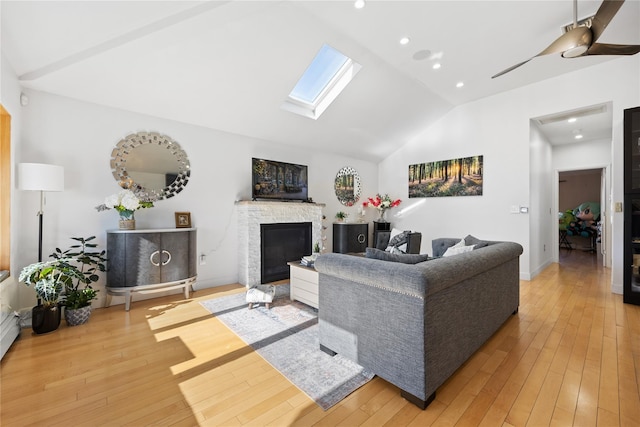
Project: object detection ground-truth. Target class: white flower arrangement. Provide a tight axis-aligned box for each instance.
[96,189,154,218]
[105,190,140,211]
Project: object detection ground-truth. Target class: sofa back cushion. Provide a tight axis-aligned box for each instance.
[432,235,494,257]
[365,247,431,264]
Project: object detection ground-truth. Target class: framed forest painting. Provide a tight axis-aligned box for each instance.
[409,155,483,198]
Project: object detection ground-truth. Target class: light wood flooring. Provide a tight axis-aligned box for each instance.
[1,250,639,426]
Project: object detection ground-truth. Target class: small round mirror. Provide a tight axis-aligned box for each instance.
[110,132,190,200]
[334,166,361,206]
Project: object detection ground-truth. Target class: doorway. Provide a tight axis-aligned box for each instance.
[530,101,612,274]
[558,168,606,267]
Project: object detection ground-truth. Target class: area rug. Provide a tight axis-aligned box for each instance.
[200,284,374,410]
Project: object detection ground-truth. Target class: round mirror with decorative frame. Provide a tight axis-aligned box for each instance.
[334,166,361,206]
[110,132,190,200]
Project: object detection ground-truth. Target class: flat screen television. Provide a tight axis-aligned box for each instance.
[252,158,308,201]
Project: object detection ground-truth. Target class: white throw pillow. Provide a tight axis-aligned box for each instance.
[442,239,474,257]
[451,238,466,249]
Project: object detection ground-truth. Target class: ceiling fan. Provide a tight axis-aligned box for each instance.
[492,0,640,78]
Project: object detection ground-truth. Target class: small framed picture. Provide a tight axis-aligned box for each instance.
[175,212,192,228]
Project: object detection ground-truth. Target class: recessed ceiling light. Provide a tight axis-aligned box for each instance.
[568,117,577,123]
[400,37,410,45]
[456,82,464,88]
[354,0,365,9]
[575,134,583,139]
[432,63,441,70]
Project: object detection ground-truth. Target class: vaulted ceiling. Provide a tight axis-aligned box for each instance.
[2,1,638,161]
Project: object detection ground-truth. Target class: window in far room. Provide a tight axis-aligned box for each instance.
[0,104,11,279]
[282,43,361,120]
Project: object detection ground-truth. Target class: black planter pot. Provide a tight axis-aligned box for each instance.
[32,304,62,334]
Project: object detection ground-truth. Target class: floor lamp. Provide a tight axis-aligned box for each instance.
[18,163,64,262]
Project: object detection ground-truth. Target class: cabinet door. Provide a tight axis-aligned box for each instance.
[624,196,640,305]
[348,224,368,252]
[159,231,191,283]
[107,232,161,288]
[106,233,127,288]
[334,223,368,253]
[126,233,162,287]
[624,107,640,193]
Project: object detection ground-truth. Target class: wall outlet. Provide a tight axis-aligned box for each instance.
[199,254,207,265]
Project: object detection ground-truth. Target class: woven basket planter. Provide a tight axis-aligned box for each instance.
[64,305,92,326]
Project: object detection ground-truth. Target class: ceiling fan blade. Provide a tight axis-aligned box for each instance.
[493,27,593,78]
[539,26,592,56]
[590,0,625,43]
[491,59,532,79]
[587,42,640,55]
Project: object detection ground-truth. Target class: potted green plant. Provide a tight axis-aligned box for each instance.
[51,236,107,326]
[19,258,79,334]
[335,211,348,222]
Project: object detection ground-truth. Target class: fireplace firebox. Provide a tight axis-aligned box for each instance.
[260,222,312,284]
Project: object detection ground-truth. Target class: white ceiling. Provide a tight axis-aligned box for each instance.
[2,0,638,161]
[533,101,613,146]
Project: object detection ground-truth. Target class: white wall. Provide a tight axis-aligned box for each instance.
[529,121,553,277]
[379,55,640,287]
[558,170,603,213]
[14,89,378,309]
[380,86,532,277]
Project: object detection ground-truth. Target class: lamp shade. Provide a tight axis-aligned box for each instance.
[18,163,64,191]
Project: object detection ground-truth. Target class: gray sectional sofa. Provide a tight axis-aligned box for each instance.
[314,237,523,409]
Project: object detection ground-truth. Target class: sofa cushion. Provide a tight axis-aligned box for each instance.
[386,228,410,253]
[464,234,490,249]
[442,238,474,257]
[366,247,431,264]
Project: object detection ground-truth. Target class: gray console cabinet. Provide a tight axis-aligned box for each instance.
[106,228,197,310]
[333,223,368,254]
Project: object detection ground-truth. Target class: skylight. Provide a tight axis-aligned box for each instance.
[282,44,361,120]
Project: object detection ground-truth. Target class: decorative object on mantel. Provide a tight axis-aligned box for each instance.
[175,211,192,228]
[96,189,154,230]
[363,194,401,222]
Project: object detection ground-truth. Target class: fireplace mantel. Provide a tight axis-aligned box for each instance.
[236,201,325,287]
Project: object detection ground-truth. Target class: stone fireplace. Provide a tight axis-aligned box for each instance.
[236,201,324,287]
